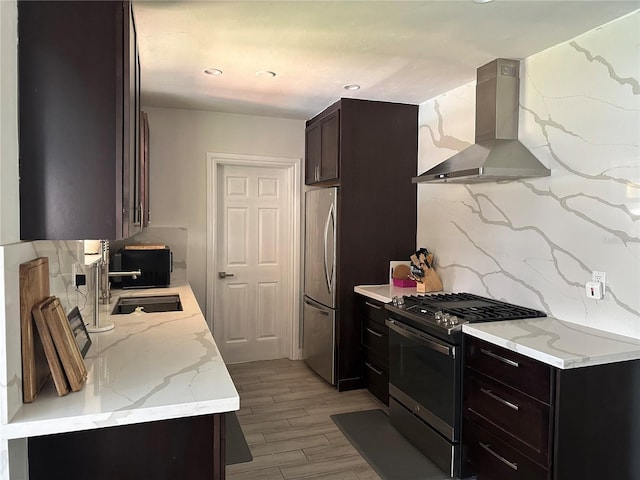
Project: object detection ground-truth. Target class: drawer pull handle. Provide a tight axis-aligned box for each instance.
[481,348,519,368]
[480,387,520,411]
[365,301,383,310]
[365,327,383,338]
[365,362,383,376]
[479,442,518,471]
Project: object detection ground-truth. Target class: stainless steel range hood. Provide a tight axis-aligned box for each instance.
[413,58,551,184]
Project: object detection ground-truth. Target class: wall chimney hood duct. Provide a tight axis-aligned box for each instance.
[413,58,551,184]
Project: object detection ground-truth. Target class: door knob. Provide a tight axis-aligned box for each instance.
[218,272,235,279]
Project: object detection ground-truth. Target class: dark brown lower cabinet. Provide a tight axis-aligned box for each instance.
[463,335,640,480]
[28,413,225,480]
[358,295,389,404]
[362,350,388,404]
[464,420,549,480]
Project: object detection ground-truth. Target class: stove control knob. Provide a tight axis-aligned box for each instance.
[450,316,459,326]
[434,311,443,324]
[442,313,451,327]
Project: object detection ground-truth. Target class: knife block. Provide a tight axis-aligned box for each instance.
[417,268,443,292]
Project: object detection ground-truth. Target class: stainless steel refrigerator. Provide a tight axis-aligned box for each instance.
[303,187,337,384]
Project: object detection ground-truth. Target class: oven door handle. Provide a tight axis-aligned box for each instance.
[386,319,454,357]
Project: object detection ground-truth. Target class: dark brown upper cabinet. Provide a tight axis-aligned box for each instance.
[305,106,340,185]
[18,1,142,240]
[139,111,150,227]
[304,98,418,391]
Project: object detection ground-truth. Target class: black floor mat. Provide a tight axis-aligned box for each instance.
[226,411,253,465]
[331,409,450,480]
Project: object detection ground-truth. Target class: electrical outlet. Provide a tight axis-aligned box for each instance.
[592,271,606,293]
[72,263,86,288]
[586,281,603,300]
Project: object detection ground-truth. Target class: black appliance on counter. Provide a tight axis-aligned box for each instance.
[110,246,172,289]
[385,293,546,478]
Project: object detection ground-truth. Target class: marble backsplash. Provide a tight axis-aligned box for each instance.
[417,12,639,339]
[0,240,83,425]
[1,228,187,427]
[109,226,188,285]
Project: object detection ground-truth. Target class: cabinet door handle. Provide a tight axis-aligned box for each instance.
[480,388,519,411]
[364,301,383,310]
[365,362,383,376]
[479,442,518,471]
[365,327,383,338]
[480,348,519,368]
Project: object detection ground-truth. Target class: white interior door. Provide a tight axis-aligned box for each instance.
[214,164,291,363]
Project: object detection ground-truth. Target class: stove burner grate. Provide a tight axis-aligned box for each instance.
[403,292,546,323]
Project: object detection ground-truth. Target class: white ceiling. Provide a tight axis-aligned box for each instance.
[134,1,639,120]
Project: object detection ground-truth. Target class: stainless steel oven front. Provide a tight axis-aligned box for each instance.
[386,318,463,477]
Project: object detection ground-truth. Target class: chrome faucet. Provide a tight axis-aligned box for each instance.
[98,240,110,304]
[109,270,142,279]
[97,240,142,304]
[89,240,143,333]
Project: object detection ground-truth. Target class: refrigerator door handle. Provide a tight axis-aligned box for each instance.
[304,298,330,315]
[323,202,335,296]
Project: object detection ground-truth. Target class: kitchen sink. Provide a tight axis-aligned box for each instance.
[112,294,183,315]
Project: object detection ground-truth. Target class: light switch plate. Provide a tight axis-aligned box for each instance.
[586,281,603,300]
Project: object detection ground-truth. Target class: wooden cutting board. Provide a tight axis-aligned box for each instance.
[32,296,70,397]
[43,297,87,392]
[123,244,167,250]
[20,257,51,403]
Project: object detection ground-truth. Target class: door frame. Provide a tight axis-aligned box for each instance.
[206,152,302,361]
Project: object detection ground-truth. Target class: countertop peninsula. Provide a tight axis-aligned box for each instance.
[3,283,239,440]
[354,283,435,303]
[354,283,640,370]
[462,317,640,369]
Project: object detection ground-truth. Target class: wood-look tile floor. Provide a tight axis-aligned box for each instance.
[225,359,386,480]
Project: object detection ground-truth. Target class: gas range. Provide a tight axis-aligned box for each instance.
[385,292,547,478]
[385,292,546,341]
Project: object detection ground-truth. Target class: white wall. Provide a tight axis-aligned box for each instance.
[417,11,640,338]
[143,107,305,313]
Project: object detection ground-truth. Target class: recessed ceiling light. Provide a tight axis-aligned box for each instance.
[344,84,361,91]
[472,0,494,3]
[204,68,223,76]
[256,70,277,78]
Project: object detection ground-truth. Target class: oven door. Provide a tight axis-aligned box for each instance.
[386,318,461,442]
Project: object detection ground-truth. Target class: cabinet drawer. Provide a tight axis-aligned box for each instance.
[363,351,388,405]
[464,420,550,480]
[465,336,553,404]
[363,298,387,325]
[362,317,388,357]
[464,373,551,466]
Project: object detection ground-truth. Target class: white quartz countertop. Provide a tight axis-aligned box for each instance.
[463,317,640,369]
[354,284,439,303]
[355,284,640,370]
[3,283,239,439]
